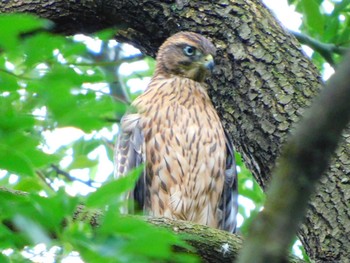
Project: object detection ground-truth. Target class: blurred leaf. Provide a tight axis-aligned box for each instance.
[104,139,115,162]
[0,145,36,177]
[86,166,143,208]
[60,38,87,58]
[72,138,101,156]
[0,70,20,91]
[299,243,311,262]
[28,190,79,232]
[23,149,58,168]
[333,0,350,15]
[0,14,51,51]
[97,212,197,262]
[144,56,156,71]
[323,16,339,43]
[68,155,99,170]
[13,214,51,245]
[288,0,300,6]
[14,177,46,192]
[22,32,66,67]
[301,0,324,35]
[337,17,350,45]
[239,209,260,235]
[94,29,117,41]
[0,253,10,263]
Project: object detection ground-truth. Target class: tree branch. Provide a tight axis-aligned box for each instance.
[51,164,99,188]
[237,51,350,262]
[291,30,348,67]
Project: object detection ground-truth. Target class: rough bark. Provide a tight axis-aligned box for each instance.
[1,1,349,262]
[237,52,350,263]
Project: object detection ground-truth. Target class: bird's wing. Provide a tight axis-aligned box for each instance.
[114,113,146,213]
[218,130,238,233]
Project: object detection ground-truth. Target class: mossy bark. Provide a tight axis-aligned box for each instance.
[1,1,349,262]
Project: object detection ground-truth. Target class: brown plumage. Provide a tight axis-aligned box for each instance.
[115,32,238,232]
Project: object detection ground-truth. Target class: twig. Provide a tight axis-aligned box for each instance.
[0,68,35,80]
[80,86,131,105]
[50,164,98,188]
[69,53,145,67]
[36,170,55,192]
[101,137,115,151]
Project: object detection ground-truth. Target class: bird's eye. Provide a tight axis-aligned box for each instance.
[183,46,195,57]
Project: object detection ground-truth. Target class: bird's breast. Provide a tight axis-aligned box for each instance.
[134,77,226,227]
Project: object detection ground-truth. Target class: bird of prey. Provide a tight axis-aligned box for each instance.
[115,32,238,233]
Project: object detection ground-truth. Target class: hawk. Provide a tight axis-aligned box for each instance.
[115,32,238,233]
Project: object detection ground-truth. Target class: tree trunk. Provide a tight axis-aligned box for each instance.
[1,1,349,262]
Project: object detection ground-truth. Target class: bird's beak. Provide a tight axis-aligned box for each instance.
[204,54,215,71]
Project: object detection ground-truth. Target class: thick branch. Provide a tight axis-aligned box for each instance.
[237,53,350,262]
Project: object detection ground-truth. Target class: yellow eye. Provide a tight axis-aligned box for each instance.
[183,45,195,57]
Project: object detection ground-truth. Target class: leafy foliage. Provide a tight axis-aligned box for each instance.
[0,11,263,262]
[0,14,196,262]
[288,0,350,71]
[5,0,343,259]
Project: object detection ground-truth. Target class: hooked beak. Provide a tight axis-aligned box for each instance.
[204,54,215,71]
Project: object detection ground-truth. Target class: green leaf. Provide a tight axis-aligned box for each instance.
[323,15,339,42]
[22,32,66,67]
[13,214,51,245]
[0,95,36,131]
[23,149,59,169]
[28,191,79,232]
[68,155,99,170]
[0,14,51,51]
[0,144,35,177]
[95,210,197,262]
[239,209,260,235]
[13,177,45,192]
[333,0,350,15]
[301,0,324,36]
[0,222,28,250]
[72,138,101,156]
[288,0,301,6]
[0,70,20,91]
[337,17,350,45]
[60,37,88,58]
[86,166,143,208]
[0,253,10,263]
[94,29,117,41]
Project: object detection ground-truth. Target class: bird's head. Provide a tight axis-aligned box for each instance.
[155,32,216,82]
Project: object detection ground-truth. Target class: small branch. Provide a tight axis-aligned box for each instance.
[103,117,121,123]
[237,52,350,262]
[80,86,130,105]
[36,170,55,192]
[0,68,35,80]
[291,30,349,67]
[50,164,99,188]
[68,53,145,67]
[101,137,115,151]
